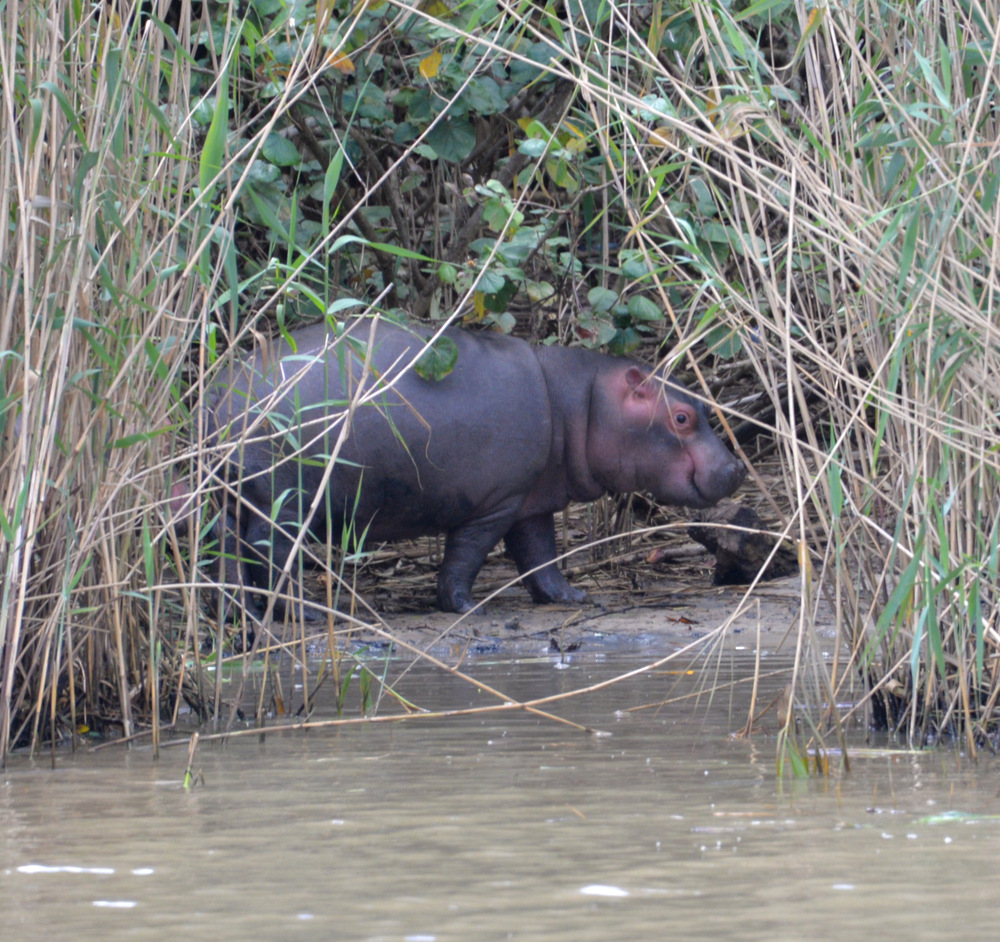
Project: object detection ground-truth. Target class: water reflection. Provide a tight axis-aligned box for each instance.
[2,651,998,941]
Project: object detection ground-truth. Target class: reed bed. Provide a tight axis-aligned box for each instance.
[1,0,997,764]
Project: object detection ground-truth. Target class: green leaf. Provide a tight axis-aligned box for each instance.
[476,269,506,294]
[343,83,387,122]
[262,132,300,167]
[786,741,809,778]
[465,77,507,115]
[414,335,459,381]
[200,67,230,197]
[827,448,844,519]
[327,297,364,317]
[898,208,922,288]
[526,280,555,302]
[702,221,735,246]
[482,196,523,233]
[545,156,578,193]
[192,96,215,125]
[29,97,44,151]
[705,324,743,359]
[244,185,289,240]
[689,177,716,215]
[734,0,793,21]
[483,311,517,333]
[327,234,438,264]
[607,327,641,356]
[250,0,282,15]
[141,516,155,606]
[323,147,345,230]
[576,312,617,348]
[72,151,99,214]
[425,118,476,163]
[873,546,922,663]
[483,278,516,312]
[620,253,652,280]
[38,81,85,143]
[914,50,951,109]
[588,286,618,313]
[626,295,662,322]
[518,138,548,158]
[245,160,281,183]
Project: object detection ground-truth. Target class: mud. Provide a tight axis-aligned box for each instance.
[264,531,829,666]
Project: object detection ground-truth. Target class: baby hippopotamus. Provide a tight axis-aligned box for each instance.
[174,317,745,617]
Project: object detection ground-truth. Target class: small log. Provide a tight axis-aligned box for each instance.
[685,501,799,585]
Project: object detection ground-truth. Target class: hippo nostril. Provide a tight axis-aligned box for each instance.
[718,459,746,497]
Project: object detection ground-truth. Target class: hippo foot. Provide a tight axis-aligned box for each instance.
[438,594,479,615]
[436,580,481,614]
[523,566,588,606]
[530,584,588,606]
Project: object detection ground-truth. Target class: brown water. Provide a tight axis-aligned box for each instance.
[2,650,998,941]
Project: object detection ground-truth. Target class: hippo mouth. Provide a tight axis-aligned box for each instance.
[690,458,746,506]
[672,457,745,509]
[647,476,713,510]
[644,458,715,509]
[681,478,720,509]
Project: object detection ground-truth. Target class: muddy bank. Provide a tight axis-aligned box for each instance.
[272,537,830,664]
[344,580,822,659]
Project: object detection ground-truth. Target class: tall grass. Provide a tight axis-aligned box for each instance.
[1,0,998,762]
[0,0,205,755]
[645,0,1000,749]
[497,0,1000,749]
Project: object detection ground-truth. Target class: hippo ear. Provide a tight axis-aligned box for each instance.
[624,366,655,399]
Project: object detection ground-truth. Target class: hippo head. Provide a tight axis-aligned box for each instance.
[588,365,746,508]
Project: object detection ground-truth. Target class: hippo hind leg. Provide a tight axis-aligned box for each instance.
[181,498,250,627]
[240,511,324,622]
[504,514,587,605]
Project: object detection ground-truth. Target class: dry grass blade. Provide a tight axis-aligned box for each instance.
[1,0,204,757]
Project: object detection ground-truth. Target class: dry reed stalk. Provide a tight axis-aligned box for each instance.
[488,0,1000,746]
[0,0,202,758]
[2,0,998,763]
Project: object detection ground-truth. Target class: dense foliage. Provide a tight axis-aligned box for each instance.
[180,0,745,352]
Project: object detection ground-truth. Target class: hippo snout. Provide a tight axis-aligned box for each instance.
[724,454,747,492]
[694,451,746,505]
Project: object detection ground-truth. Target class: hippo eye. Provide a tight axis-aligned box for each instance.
[672,406,694,430]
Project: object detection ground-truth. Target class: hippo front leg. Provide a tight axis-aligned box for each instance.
[504,514,588,606]
[437,510,523,613]
[176,488,251,624]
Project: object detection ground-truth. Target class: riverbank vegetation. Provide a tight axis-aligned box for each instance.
[1,0,997,764]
